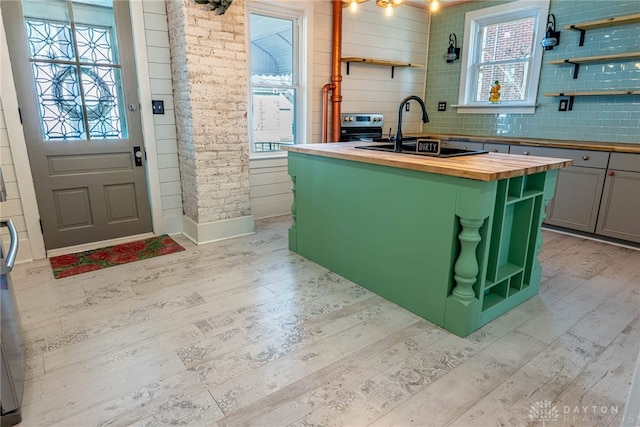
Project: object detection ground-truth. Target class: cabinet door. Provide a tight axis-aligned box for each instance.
[545,166,606,233]
[595,170,640,243]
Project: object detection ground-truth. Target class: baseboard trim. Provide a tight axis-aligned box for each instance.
[182,215,255,245]
[46,232,156,258]
[163,216,183,236]
[542,225,640,251]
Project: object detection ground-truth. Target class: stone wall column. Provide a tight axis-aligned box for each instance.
[166,0,253,243]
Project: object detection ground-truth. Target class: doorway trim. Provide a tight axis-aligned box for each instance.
[0,1,171,260]
[128,0,165,237]
[0,13,46,260]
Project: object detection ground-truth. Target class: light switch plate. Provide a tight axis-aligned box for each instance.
[152,100,165,114]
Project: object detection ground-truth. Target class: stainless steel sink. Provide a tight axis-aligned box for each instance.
[355,142,488,158]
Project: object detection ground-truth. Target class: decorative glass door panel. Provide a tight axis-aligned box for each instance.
[22,0,127,141]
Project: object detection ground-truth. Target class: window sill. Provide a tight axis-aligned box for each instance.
[453,104,537,114]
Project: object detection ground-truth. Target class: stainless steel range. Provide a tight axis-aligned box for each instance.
[339,113,385,142]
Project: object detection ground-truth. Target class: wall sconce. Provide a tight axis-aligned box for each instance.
[443,33,460,63]
[541,13,561,50]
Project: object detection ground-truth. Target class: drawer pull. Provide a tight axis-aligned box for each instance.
[463,146,468,150]
[583,155,590,161]
[608,171,615,177]
[523,151,530,155]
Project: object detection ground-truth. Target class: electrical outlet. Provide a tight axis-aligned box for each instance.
[438,102,447,112]
[558,99,568,111]
[405,102,410,112]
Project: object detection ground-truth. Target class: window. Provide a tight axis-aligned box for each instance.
[457,0,550,114]
[247,5,304,155]
[22,0,127,140]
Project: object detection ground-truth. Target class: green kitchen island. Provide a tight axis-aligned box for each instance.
[283,142,572,337]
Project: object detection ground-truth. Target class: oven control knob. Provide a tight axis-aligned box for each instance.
[373,117,380,122]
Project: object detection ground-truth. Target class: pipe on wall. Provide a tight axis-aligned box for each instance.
[321,0,343,143]
[321,83,335,143]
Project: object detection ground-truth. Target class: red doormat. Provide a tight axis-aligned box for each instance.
[49,234,185,279]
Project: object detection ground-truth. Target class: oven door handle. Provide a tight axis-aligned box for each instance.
[1,219,19,270]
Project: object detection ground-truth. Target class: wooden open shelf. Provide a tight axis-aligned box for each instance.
[544,90,640,97]
[548,52,640,78]
[341,57,423,78]
[543,90,640,111]
[565,13,640,46]
[548,52,640,65]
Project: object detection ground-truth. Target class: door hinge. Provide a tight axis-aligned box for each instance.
[18,108,23,124]
[39,219,43,233]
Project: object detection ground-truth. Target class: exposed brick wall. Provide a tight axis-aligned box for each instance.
[165,0,251,224]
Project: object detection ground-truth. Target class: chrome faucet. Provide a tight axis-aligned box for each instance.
[394,95,430,152]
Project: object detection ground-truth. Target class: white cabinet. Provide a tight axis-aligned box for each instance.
[509,146,609,233]
[595,153,640,243]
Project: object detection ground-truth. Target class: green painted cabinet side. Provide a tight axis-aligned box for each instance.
[287,152,557,337]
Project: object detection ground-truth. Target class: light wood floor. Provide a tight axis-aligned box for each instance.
[11,216,640,427]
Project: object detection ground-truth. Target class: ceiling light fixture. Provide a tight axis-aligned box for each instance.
[430,0,439,12]
[376,0,403,17]
[443,33,460,63]
[541,13,561,50]
[342,0,368,13]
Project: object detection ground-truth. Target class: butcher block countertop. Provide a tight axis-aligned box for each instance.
[283,142,573,182]
[406,133,640,154]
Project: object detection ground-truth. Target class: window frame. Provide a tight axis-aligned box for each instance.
[246,2,309,159]
[456,0,550,114]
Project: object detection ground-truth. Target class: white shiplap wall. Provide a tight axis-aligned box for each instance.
[311,2,430,142]
[252,2,430,220]
[0,98,32,262]
[142,0,183,233]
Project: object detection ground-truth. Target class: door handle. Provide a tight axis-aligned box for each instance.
[0,219,19,270]
[133,146,143,167]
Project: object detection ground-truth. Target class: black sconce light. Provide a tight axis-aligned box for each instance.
[443,33,460,63]
[541,13,561,50]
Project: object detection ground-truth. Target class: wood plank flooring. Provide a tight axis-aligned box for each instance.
[10,216,640,427]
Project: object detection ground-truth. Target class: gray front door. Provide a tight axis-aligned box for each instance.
[2,0,152,250]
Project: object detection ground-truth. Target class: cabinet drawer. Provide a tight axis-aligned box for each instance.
[509,146,608,168]
[608,152,640,173]
[483,143,509,153]
[444,140,484,151]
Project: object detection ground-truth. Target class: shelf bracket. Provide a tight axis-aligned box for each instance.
[559,93,575,111]
[563,60,581,79]
[346,61,350,75]
[391,66,395,78]
[568,25,587,46]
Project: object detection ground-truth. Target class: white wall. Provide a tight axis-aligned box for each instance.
[141,0,183,234]
[0,98,32,262]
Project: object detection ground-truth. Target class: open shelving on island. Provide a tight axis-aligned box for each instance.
[340,57,423,78]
